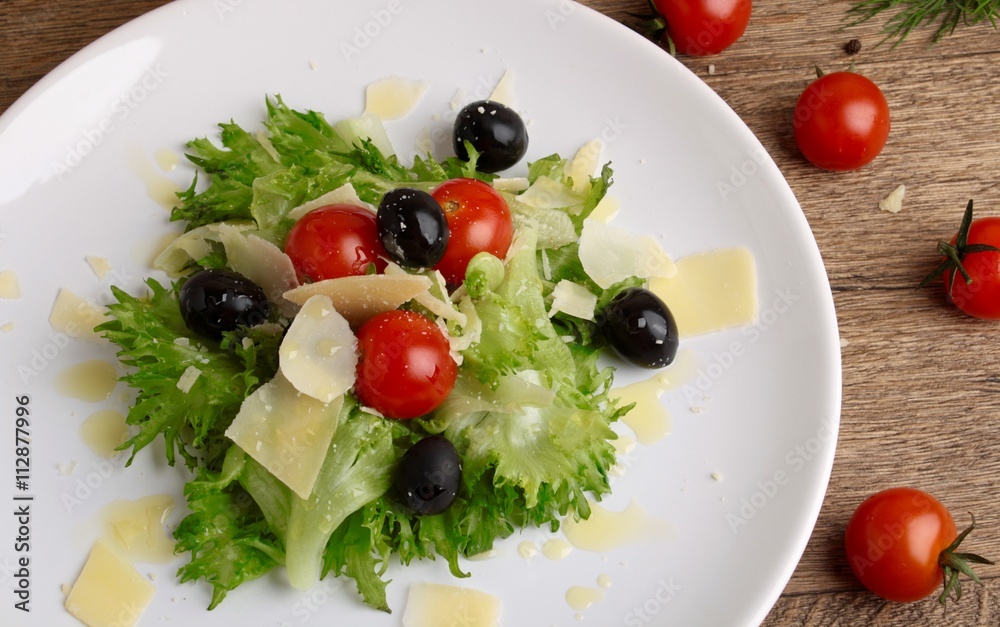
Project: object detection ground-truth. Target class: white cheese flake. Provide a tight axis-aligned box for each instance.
[549,280,598,320]
[153,222,255,276]
[279,295,357,403]
[284,273,432,328]
[578,219,677,289]
[64,542,155,627]
[488,69,516,108]
[176,366,202,393]
[365,76,429,120]
[879,184,906,214]
[565,139,602,193]
[86,256,113,280]
[226,372,343,499]
[0,270,22,299]
[287,183,370,221]
[518,176,584,211]
[217,224,300,316]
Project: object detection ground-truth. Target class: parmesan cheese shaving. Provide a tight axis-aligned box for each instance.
[65,542,155,627]
[589,194,621,223]
[176,366,202,393]
[565,139,602,193]
[0,270,22,299]
[518,176,584,211]
[226,372,343,500]
[217,224,299,316]
[86,256,113,280]
[491,177,530,193]
[549,280,598,320]
[384,264,467,325]
[283,273,432,328]
[279,295,357,403]
[153,222,255,276]
[578,219,677,289]
[287,183,370,221]
[879,184,906,214]
[365,76,429,120]
[488,69,516,108]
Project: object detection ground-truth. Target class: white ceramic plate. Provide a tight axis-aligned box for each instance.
[0,1,841,625]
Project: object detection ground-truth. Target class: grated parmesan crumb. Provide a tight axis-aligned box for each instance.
[879,184,906,214]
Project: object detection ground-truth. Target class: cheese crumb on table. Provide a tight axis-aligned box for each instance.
[879,184,906,213]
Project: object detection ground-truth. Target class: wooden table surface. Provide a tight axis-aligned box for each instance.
[3,1,999,625]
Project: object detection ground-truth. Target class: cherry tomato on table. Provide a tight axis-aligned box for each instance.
[430,178,514,286]
[284,204,387,282]
[354,310,458,420]
[793,71,890,171]
[920,200,1000,319]
[652,0,752,56]
[845,487,992,604]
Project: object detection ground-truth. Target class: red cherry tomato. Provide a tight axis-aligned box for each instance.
[793,71,890,171]
[430,179,513,285]
[652,0,752,56]
[354,310,457,419]
[845,488,990,603]
[284,205,387,282]
[923,200,1000,319]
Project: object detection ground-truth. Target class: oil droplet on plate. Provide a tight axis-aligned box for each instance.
[517,541,537,559]
[541,538,573,560]
[100,495,177,564]
[611,350,698,445]
[466,549,498,562]
[401,582,500,627]
[597,574,612,589]
[127,145,183,211]
[648,247,758,337]
[566,585,605,611]
[563,499,672,553]
[56,360,119,402]
[80,410,129,458]
[154,148,180,172]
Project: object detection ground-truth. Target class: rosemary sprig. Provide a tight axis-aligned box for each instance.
[847,0,1000,46]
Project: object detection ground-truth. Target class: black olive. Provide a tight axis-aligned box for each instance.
[377,188,450,268]
[453,100,528,173]
[602,287,679,369]
[178,269,270,340]
[395,436,462,515]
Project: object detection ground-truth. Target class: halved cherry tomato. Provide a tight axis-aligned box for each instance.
[845,487,992,604]
[354,310,457,419]
[430,178,513,285]
[284,204,387,282]
[793,71,890,171]
[652,0,752,56]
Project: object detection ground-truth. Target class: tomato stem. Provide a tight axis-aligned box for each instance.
[937,514,994,606]
[918,199,1000,290]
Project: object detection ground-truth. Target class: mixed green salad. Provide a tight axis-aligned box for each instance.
[96,93,680,612]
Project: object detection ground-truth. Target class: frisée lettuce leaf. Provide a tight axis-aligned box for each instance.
[97,97,642,614]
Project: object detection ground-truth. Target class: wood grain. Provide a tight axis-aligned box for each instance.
[4,1,1000,625]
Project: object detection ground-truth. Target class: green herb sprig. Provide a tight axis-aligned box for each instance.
[847,0,1000,46]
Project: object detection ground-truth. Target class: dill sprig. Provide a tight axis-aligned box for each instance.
[847,0,1000,46]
